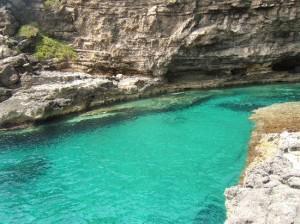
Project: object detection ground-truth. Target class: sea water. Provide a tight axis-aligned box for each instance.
[1,84,300,224]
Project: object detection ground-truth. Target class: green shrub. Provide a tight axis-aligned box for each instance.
[17,23,77,61]
[17,24,39,38]
[44,0,61,9]
[34,35,77,61]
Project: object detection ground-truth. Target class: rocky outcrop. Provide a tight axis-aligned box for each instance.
[0,6,39,90]
[0,71,162,128]
[225,102,300,224]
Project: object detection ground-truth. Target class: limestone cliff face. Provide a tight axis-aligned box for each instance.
[4,0,300,81]
[1,0,300,128]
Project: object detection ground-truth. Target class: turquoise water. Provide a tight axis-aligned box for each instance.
[1,84,300,224]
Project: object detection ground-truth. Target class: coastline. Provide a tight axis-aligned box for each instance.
[1,70,300,131]
[225,102,300,223]
[2,71,300,222]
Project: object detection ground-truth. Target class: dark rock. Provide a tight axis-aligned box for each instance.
[0,65,19,87]
[0,87,11,102]
[17,38,37,53]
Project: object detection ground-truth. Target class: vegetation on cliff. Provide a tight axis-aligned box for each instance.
[34,35,77,61]
[17,24,39,38]
[44,0,61,9]
[17,24,77,61]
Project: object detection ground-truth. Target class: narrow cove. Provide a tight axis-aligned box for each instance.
[1,83,300,224]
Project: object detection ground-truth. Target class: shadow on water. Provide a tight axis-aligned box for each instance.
[0,94,214,151]
[217,102,267,112]
[0,156,50,186]
[193,196,225,224]
[217,93,300,113]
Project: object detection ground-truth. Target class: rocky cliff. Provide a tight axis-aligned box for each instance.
[1,0,300,127]
[4,0,300,78]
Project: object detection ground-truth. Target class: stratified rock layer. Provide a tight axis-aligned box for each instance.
[3,0,300,81]
[225,102,300,224]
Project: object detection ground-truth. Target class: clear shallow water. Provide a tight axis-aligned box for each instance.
[1,84,300,224]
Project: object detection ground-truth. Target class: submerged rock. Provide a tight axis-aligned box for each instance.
[0,156,49,185]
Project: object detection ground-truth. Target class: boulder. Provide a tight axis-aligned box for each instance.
[0,65,19,87]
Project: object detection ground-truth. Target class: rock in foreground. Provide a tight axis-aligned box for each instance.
[225,102,300,224]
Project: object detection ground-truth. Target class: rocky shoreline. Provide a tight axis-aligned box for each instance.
[0,70,164,129]
[1,0,300,222]
[225,102,300,224]
[2,69,300,130]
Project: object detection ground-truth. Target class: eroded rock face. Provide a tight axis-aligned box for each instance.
[5,0,300,81]
[0,71,162,128]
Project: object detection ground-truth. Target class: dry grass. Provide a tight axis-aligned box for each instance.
[240,102,300,183]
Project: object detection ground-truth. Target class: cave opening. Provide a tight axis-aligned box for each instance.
[272,55,300,73]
